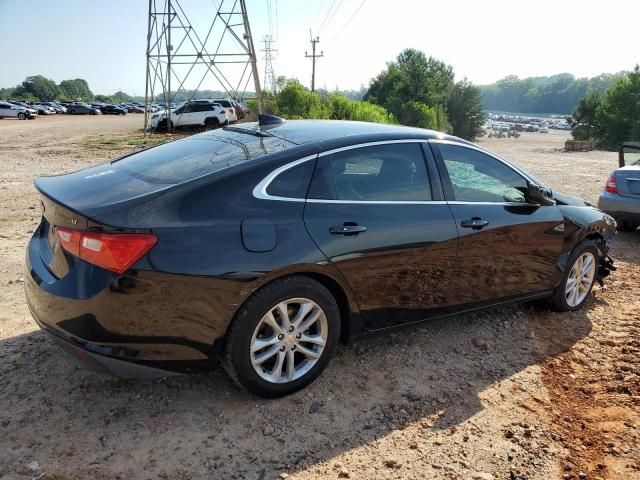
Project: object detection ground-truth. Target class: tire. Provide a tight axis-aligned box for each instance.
[550,240,599,311]
[17,112,26,120]
[222,276,341,398]
[204,117,220,130]
[70,110,76,115]
[618,221,638,232]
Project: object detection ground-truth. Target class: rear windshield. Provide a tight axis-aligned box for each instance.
[113,129,293,184]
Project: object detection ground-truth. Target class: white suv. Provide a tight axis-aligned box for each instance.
[150,101,228,130]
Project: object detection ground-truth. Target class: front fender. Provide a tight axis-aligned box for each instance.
[557,205,616,274]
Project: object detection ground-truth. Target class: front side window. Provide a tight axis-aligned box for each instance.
[308,143,431,201]
[437,144,527,203]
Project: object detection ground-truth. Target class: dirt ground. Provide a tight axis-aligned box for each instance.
[0,116,638,480]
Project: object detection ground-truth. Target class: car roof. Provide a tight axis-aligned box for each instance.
[230,119,468,146]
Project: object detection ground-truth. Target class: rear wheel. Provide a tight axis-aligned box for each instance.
[204,117,220,130]
[222,276,340,397]
[618,221,638,232]
[70,110,76,115]
[551,241,599,311]
[17,112,26,120]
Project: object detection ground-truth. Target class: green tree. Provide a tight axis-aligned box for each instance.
[448,79,486,140]
[365,48,457,131]
[567,90,602,141]
[595,66,640,149]
[59,78,93,101]
[274,80,328,119]
[16,75,61,101]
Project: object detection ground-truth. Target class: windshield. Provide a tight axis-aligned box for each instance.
[113,129,294,184]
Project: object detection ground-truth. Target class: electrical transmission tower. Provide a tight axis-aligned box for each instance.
[261,35,277,93]
[305,31,323,92]
[144,0,263,133]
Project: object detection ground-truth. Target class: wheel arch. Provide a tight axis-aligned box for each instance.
[225,267,361,346]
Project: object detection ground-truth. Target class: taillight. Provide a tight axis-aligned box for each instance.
[56,227,157,274]
[230,107,235,115]
[605,176,618,194]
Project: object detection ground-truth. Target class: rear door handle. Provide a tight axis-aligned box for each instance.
[460,217,489,230]
[330,224,367,235]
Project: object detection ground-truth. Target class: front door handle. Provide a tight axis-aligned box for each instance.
[460,217,489,230]
[329,223,367,235]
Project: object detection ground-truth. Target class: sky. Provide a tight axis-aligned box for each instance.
[1,0,638,96]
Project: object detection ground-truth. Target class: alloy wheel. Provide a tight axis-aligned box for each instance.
[250,298,328,383]
[565,252,596,307]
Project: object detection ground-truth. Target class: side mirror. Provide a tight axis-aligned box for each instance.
[526,183,556,206]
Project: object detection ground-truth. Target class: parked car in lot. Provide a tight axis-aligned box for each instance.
[32,104,56,115]
[212,98,238,122]
[150,100,228,130]
[68,103,100,115]
[9,101,38,117]
[598,141,640,231]
[25,118,616,397]
[43,102,67,113]
[128,105,145,113]
[99,104,127,115]
[0,101,33,119]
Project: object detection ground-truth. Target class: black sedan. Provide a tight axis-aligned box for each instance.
[67,103,100,115]
[25,117,616,397]
[99,104,127,115]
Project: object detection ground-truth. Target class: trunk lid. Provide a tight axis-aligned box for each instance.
[614,165,640,199]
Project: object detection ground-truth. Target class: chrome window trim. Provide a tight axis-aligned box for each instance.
[317,138,430,157]
[306,199,448,205]
[253,138,539,205]
[429,138,538,185]
[252,154,317,202]
[253,139,435,203]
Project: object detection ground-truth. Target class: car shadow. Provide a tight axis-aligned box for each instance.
[0,300,595,479]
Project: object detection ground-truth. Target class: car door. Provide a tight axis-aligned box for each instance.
[173,103,194,126]
[303,140,459,330]
[430,140,565,305]
[0,103,11,116]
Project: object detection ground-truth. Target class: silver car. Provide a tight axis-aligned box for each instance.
[0,101,31,120]
[598,142,640,231]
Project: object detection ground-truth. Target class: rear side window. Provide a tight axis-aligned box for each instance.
[308,143,431,201]
[114,130,292,184]
[266,160,315,198]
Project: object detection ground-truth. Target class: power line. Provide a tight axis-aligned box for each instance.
[319,0,345,35]
[316,0,337,36]
[328,0,367,45]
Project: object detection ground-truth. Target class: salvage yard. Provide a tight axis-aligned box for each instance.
[0,116,638,480]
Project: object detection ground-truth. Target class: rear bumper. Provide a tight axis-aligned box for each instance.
[24,231,229,377]
[598,191,640,222]
[35,316,182,378]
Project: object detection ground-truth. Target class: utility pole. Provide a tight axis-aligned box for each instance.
[305,31,323,92]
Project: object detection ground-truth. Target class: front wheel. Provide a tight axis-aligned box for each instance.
[551,241,599,311]
[17,112,26,120]
[222,276,340,397]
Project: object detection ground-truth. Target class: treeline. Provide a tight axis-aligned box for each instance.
[263,49,485,141]
[569,66,640,150]
[480,73,624,114]
[0,74,143,104]
[259,80,395,124]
